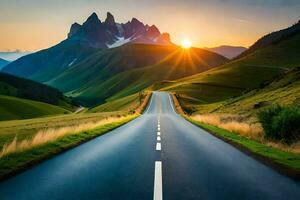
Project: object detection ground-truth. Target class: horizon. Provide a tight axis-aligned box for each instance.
[0,0,300,51]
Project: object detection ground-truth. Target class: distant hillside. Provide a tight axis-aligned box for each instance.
[0,95,71,121]
[0,73,75,110]
[238,20,300,58]
[0,58,9,70]
[58,45,228,105]
[206,46,247,59]
[159,25,300,105]
[2,41,96,82]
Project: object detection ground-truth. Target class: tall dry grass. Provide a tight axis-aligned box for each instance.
[0,116,130,158]
[192,114,263,139]
[192,114,300,154]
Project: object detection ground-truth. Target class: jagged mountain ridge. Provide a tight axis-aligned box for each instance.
[67,12,172,48]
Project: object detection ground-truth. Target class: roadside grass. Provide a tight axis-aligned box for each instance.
[0,116,135,180]
[0,111,126,148]
[191,114,263,139]
[189,119,300,174]
[171,93,300,178]
[0,116,131,157]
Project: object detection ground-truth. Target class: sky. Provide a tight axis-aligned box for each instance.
[0,0,299,51]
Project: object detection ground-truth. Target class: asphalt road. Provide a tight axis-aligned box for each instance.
[0,92,300,199]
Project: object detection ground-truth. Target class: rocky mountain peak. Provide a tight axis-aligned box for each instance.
[68,23,82,38]
[85,12,101,25]
[105,12,115,26]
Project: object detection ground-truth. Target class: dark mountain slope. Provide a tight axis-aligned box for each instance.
[0,58,9,70]
[238,20,300,58]
[2,40,96,82]
[0,73,75,110]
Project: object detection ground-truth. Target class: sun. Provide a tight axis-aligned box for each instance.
[181,38,192,49]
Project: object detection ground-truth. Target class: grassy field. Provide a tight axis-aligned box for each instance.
[0,95,71,121]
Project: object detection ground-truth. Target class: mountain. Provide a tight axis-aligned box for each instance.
[0,58,9,70]
[68,12,171,48]
[2,12,172,83]
[0,73,75,110]
[238,20,300,58]
[206,45,247,59]
[0,51,32,61]
[158,22,300,106]
[48,44,228,106]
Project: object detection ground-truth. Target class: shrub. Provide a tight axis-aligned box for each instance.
[257,105,300,144]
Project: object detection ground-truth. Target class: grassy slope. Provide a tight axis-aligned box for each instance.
[160,33,300,104]
[71,47,228,104]
[191,67,300,118]
[88,93,142,113]
[0,95,71,121]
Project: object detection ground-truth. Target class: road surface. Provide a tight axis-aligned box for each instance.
[0,92,300,199]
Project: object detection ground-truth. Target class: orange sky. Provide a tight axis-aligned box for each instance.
[0,0,299,51]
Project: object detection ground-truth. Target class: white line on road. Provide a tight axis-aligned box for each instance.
[153,161,163,200]
[168,94,176,114]
[157,131,160,136]
[157,136,161,141]
[145,95,154,113]
[156,143,161,151]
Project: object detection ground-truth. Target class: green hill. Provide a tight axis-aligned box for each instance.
[48,44,227,106]
[57,45,227,105]
[49,44,177,94]
[160,31,300,105]
[0,95,70,121]
[0,73,75,110]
